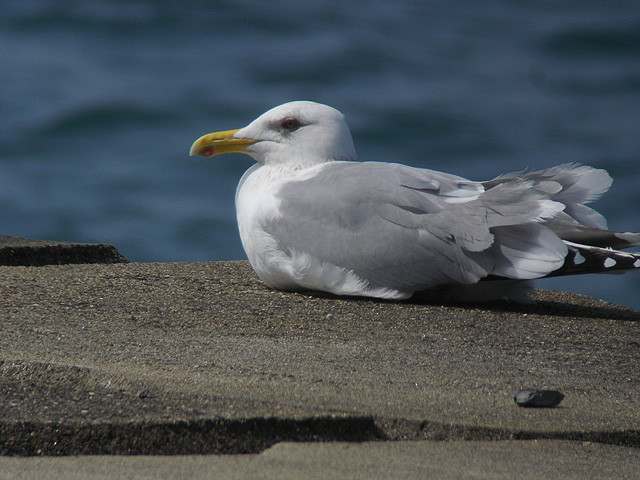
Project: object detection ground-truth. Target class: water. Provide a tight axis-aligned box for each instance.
[2,0,640,308]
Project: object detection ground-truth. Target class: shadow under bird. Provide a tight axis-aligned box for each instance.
[190,101,640,302]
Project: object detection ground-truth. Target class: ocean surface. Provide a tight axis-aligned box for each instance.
[2,1,640,308]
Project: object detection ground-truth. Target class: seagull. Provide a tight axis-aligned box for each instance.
[190,101,640,302]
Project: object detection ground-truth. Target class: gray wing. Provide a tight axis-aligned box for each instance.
[265,161,569,293]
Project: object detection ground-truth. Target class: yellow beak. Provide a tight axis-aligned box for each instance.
[189,129,259,157]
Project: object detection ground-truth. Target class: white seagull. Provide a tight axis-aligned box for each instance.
[191,101,640,302]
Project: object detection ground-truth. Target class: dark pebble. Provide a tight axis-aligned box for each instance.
[137,389,153,399]
[514,389,564,408]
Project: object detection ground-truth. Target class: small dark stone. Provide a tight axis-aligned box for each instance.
[514,389,564,408]
[136,389,153,399]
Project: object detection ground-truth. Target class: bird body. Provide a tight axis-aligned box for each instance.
[191,101,640,302]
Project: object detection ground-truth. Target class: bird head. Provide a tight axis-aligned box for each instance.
[190,101,357,166]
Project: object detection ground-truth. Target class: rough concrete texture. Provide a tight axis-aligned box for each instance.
[1,242,639,477]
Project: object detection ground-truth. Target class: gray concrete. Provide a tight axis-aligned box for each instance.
[1,241,639,476]
[2,441,640,480]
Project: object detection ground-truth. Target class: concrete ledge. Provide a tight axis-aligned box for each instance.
[0,236,128,266]
[1,260,639,459]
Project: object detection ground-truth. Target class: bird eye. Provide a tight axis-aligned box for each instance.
[280,118,301,131]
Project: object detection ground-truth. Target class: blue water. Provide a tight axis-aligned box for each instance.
[2,1,640,308]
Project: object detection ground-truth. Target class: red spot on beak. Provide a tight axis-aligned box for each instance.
[201,147,215,157]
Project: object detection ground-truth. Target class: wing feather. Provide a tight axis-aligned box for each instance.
[265,161,568,293]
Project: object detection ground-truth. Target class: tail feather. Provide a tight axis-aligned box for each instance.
[484,164,613,229]
[545,241,640,278]
[478,164,639,295]
[548,224,640,250]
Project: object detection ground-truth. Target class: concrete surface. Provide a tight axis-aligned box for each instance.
[2,440,640,480]
[1,237,639,477]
